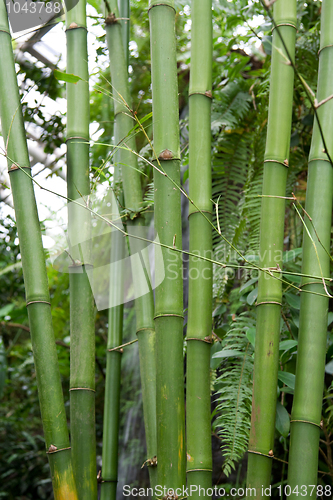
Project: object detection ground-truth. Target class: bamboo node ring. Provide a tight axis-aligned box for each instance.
[271,22,297,32]
[97,470,117,483]
[141,456,157,469]
[159,149,174,160]
[66,23,87,31]
[247,449,274,459]
[148,3,176,14]
[188,91,213,99]
[318,44,333,56]
[66,136,89,142]
[46,445,71,454]
[290,418,321,428]
[26,300,51,307]
[105,13,118,25]
[264,158,289,168]
[186,337,213,344]
[0,29,10,35]
[187,468,213,473]
[108,347,124,353]
[188,209,213,218]
[255,301,282,307]
[69,387,96,393]
[162,490,178,500]
[154,313,184,320]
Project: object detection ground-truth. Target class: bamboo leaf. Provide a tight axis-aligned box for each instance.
[285,292,301,310]
[283,248,302,263]
[327,312,333,326]
[0,262,22,276]
[279,340,298,352]
[275,400,290,438]
[278,371,295,390]
[0,304,15,319]
[325,360,333,375]
[0,337,6,399]
[212,349,245,359]
[247,287,258,305]
[245,327,256,348]
[54,69,82,84]
[239,277,258,294]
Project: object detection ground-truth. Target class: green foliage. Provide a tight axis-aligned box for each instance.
[213,311,255,477]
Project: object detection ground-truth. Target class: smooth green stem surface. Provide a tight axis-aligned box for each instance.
[149,0,185,494]
[0,3,77,498]
[100,196,124,500]
[186,0,213,498]
[287,4,333,486]
[106,0,157,489]
[247,1,296,496]
[66,3,97,499]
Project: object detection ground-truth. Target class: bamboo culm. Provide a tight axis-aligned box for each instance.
[0,3,77,498]
[105,0,157,490]
[149,0,186,492]
[246,0,296,496]
[287,0,333,495]
[100,186,124,499]
[65,2,97,498]
[186,0,213,498]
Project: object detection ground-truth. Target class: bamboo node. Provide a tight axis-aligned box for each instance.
[26,300,51,307]
[255,300,282,307]
[271,22,297,32]
[205,90,213,98]
[97,470,117,483]
[186,337,213,344]
[105,13,118,25]
[68,22,78,29]
[9,164,20,171]
[69,387,96,393]
[248,449,274,459]
[148,3,176,14]
[264,158,289,168]
[46,445,71,454]
[162,490,178,500]
[141,456,157,468]
[318,44,333,56]
[159,149,174,160]
[290,418,321,429]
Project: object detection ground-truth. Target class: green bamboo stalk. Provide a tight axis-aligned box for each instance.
[118,0,130,68]
[65,2,97,498]
[186,0,213,498]
[246,1,296,495]
[105,0,157,489]
[100,187,124,500]
[0,3,77,498]
[149,0,186,493]
[287,1,333,495]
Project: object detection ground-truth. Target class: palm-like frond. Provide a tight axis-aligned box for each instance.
[213,311,255,477]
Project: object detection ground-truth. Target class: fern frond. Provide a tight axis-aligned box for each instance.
[213,311,255,476]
